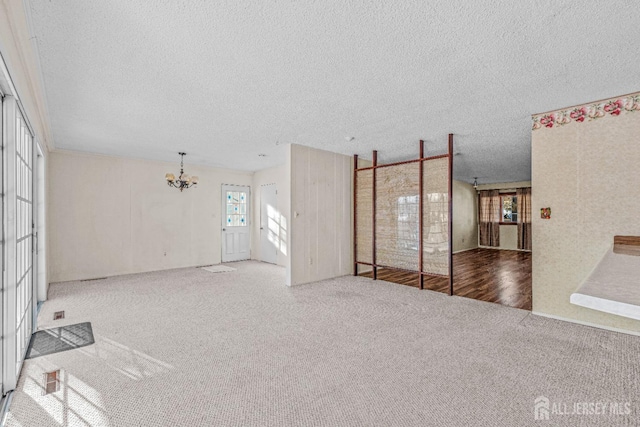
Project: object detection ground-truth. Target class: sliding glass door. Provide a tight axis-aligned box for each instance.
[2,95,35,394]
[15,102,34,379]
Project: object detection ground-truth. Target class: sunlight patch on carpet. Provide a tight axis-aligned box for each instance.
[201,265,236,273]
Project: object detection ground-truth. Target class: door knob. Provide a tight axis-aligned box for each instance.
[222,228,226,231]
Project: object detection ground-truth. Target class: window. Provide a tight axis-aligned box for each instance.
[226,191,247,226]
[501,194,517,223]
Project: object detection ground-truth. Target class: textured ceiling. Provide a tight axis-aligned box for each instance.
[27,0,640,184]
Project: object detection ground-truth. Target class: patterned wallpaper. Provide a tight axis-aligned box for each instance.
[532,92,640,130]
[531,93,640,333]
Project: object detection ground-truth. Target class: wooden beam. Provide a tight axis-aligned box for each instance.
[372,150,378,280]
[419,140,424,289]
[355,154,449,171]
[448,134,454,296]
[353,154,358,276]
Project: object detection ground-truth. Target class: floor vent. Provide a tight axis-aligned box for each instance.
[43,370,60,395]
[81,277,107,282]
[53,311,65,320]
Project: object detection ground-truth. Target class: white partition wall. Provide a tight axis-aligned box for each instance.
[0,89,3,395]
[287,144,352,286]
[1,95,36,394]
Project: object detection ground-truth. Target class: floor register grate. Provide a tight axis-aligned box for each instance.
[43,370,60,395]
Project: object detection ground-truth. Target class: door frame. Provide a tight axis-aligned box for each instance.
[221,184,251,262]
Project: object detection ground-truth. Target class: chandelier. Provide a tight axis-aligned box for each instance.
[165,152,198,191]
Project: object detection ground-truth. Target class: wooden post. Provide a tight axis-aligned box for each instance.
[353,154,358,276]
[372,150,378,280]
[448,134,454,296]
[418,140,424,289]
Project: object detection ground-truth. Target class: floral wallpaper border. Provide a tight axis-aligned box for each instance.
[532,93,640,130]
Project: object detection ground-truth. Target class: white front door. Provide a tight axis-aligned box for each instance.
[221,185,251,262]
[260,184,278,264]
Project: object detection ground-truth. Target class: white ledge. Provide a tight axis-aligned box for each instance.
[570,249,640,321]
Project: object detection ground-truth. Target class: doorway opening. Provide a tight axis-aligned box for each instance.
[450,184,532,310]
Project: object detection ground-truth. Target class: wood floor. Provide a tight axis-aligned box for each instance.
[358,248,532,310]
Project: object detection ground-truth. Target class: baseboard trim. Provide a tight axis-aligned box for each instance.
[453,247,478,254]
[531,311,640,337]
[0,390,14,426]
[478,245,531,253]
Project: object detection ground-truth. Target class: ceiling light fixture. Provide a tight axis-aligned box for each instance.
[166,152,198,192]
[473,177,478,189]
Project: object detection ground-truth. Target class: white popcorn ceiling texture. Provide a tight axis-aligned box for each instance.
[28,1,640,184]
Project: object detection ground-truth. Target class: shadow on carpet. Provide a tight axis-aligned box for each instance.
[25,322,94,359]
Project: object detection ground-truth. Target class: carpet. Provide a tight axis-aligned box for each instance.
[5,261,640,426]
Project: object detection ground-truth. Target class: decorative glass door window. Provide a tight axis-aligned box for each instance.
[226,191,247,226]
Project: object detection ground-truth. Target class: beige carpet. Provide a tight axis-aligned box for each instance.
[5,261,640,426]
